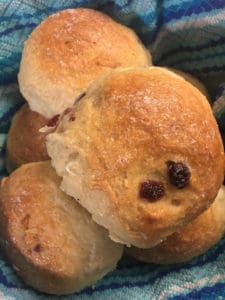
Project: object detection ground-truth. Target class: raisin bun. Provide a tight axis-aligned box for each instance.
[0,162,123,295]
[126,186,225,264]
[5,104,55,173]
[18,8,151,118]
[47,67,224,248]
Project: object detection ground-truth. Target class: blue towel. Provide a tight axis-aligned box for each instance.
[0,1,225,299]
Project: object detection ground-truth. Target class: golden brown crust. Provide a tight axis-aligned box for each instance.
[167,68,210,100]
[126,186,225,264]
[47,67,224,248]
[0,162,123,294]
[6,104,49,172]
[18,8,151,117]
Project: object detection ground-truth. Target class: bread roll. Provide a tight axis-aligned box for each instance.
[126,186,225,264]
[47,66,224,248]
[6,104,51,172]
[18,8,151,118]
[0,162,123,295]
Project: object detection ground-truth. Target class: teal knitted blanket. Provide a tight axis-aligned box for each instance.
[1,1,225,299]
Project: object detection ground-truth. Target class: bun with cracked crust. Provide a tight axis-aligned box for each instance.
[18,8,151,118]
[47,66,224,248]
[0,162,123,295]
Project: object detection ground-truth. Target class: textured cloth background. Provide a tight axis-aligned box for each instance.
[1,0,225,299]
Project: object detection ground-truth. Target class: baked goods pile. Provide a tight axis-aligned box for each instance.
[1,8,225,295]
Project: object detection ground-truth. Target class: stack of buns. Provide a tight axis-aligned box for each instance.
[1,8,225,295]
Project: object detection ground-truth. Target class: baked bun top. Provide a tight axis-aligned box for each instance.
[167,68,209,100]
[6,104,50,172]
[126,186,225,264]
[0,162,123,294]
[47,66,224,248]
[18,8,151,118]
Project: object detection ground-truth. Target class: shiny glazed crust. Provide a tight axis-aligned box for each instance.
[6,104,49,172]
[0,162,123,295]
[126,186,225,264]
[47,66,224,248]
[18,8,151,117]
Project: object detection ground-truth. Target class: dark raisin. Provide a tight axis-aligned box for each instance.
[69,115,75,122]
[139,180,165,201]
[167,161,191,188]
[47,114,60,127]
[33,244,41,252]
